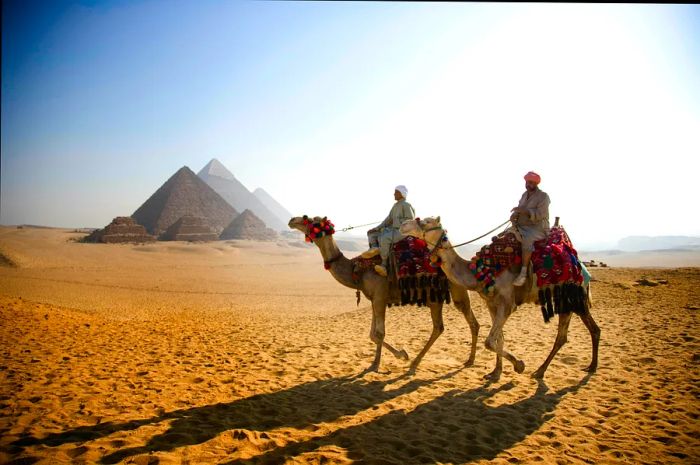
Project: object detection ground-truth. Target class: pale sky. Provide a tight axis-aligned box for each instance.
[2,1,699,249]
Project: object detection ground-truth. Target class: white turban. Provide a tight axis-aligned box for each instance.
[395,185,408,199]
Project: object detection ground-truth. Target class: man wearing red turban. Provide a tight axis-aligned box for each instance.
[510,171,550,286]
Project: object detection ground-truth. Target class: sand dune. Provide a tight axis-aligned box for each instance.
[1,226,698,464]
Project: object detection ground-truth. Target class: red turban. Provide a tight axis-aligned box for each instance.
[524,171,541,184]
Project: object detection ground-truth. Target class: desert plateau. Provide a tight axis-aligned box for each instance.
[1,225,698,464]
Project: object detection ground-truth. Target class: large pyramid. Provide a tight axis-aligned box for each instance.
[220,209,278,241]
[159,215,219,242]
[132,166,238,236]
[197,159,287,231]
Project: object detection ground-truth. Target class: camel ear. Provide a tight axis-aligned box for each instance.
[436,216,441,225]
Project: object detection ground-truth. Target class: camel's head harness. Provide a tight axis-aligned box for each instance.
[401,217,448,257]
[300,215,335,243]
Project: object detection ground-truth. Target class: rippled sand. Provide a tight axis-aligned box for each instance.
[1,226,698,464]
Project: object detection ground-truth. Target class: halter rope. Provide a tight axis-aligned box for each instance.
[422,219,512,252]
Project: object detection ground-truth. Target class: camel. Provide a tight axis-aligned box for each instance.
[400,217,600,380]
[288,215,480,373]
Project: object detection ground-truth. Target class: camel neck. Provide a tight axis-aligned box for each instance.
[316,237,358,290]
[436,241,478,290]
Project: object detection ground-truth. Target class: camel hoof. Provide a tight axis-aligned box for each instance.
[484,370,501,382]
[583,364,597,373]
[464,357,476,368]
[531,369,545,380]
[366,363,380,373]
[397,349,410,361]
[514,360,525,374]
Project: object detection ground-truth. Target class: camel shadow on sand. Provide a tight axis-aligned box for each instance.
[221,375,592,465]
[11,370,590,464]
[10,369,459,463]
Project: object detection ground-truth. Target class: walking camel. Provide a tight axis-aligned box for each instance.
[400,217,601,380]
[288,215,480,373]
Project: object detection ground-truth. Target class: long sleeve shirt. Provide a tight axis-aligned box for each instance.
[516,188,550,231]
[378,199,415,230]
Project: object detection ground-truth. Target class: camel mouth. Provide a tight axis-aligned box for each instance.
[288,217,305,230]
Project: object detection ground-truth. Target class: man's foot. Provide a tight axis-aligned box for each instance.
[361,248,380,259]
[513,273,527,286]
[374,265,387,277]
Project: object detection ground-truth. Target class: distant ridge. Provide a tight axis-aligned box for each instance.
[220,209,278,241]
[197,159,288,231]
[132,166,238,236]
[253,187,293,225]
[617,235,700,251]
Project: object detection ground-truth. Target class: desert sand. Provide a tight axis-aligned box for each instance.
[1,225,698,465]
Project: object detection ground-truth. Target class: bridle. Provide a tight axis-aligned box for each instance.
[300,215,343,271]
[414,219,448,260]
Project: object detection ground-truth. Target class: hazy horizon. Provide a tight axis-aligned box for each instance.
[2,1,699,250]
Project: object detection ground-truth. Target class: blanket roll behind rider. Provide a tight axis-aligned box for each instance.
[362,185,416,277]
[510,171,551,286]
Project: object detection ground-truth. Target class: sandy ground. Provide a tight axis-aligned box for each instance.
[0,226,698,465]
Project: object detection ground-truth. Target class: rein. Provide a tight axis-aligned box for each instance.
[424,219,512,252]
[339,221,380,232]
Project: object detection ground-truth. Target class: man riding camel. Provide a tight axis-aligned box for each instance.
[510,171,550,286]
[362,185,415,277]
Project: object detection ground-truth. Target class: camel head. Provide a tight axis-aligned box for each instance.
[288,215,336,244]
[400,216,444,245]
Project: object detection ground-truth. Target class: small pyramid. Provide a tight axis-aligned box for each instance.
[132,166,238,236]
[220,209,278,241]
[83,217,156,243]
[159,215,219,242]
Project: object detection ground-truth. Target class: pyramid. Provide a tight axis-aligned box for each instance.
[159,215,219,242]
[83,217,156,243]
[132,166,238,236]
[197,159,287,231]
[220,209,278,241]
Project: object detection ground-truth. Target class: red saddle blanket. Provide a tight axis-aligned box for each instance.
[469,226,583,292]
[393,236,441,278]
[350,236,448,307]
[532,227,583,287]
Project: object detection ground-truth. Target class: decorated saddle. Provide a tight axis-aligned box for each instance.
[351,236,450,308]
[468,226,586,322]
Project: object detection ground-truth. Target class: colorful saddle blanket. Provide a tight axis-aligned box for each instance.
[468,232,521,292]
[469,226,586,321]
[532,227,583,287]
[351,236,449,307]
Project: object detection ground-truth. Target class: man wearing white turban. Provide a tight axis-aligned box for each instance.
[362,185,415,277]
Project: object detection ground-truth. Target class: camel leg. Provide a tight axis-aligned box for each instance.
[367,299,386,372]
[578,308,601,373]
[484,303,524,381]
[532,312,572,379]
[367,299,408,372]
[408,303,445,374]
[453,288,479,367]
